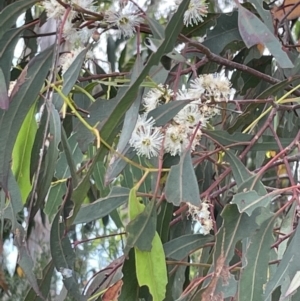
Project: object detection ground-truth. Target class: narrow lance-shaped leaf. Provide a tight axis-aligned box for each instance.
[238,4,293,68]
[202,205,258,298]
[12,103,37,203]
[50,212,85,301]
[263,222,300,300]
[225,150,271,215]
[73,186,130,225]
[127,188,168,301]
[0,67,9,110]
[0,0,37,39]
[238,209,275,301]
[0,45,53,192]
[164,234,214,260]
[165,150,200,206]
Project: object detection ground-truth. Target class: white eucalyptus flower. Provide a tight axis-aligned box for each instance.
[129,114,163,158]
[174,104,207,127]
[104,8,142,38]
[164,124,189,156]
[176,0,208,27]
[143,84,174,112]
[43,0,66,19]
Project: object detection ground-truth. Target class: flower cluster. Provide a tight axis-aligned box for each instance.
[188,201,213,235]
[176,0,208,27]
[129,74,232,158]
[41,1,143,74]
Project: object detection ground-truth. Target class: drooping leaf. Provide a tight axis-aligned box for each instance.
[135,232,168,301]
[14,225,45,300]
[0,67,9,110]
[24,260,55,301]
[50,211,85,301]
[263,222,300,300]
[29,104,61,221]
[84,257,124,298]
[93,161,110,197]
[238,209,275,301]
[225,150,271,215]
[231,189,272,216]
[0,0,37,39]
[203,205,258,298]
[165,150,200,206]
[0,25,32,88]
[105,58,143,184]
[73,186,130,225]
[238,4,293,68]
[147,98,193,126]
[0,45,53,192]
[2,171,23,227]
[249,0,273,31]
[45,183,66,223]
[203,12,242,55]
[164,234,214,260]
[125,188,156,253]
[203,129,294,151]
[12,103,37,203]
[55,133,83,180]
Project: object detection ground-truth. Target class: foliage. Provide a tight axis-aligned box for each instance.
[1,0,300,301]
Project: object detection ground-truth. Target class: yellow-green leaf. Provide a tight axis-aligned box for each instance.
[12,103,37,202]
[135,232,167,301]
[128,187,144,220]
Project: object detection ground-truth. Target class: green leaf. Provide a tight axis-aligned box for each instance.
[60,128,80,186]
[135,232,168,301]
[12,103,37,203]
[119,249,139,301]
[33,104,61,216]
[24,260,55,301]
[165,150,200,206]
[84,257,124,298]
[0,0,37,39]
[147,98,193,126]
[203,12,242,54]
[45,183,66,223]
[211,205,258,285]
[73,186,129,225]
[164,234,214,260]
[225,150,271,215]
[125,188,156,253]
[0,67,9,109]
[2,171,23,227]
[157,201,173,244]
[93,161,110,197]
[249,0,273,31]
[203,130,294,151]
[263,223,300,300]
[0,45,53,192]
[0,26,31,89]
[238,209,275,301]
[231,190,271,216]
[238,4,293,68]
[50,211,85,301]
[14,225,45,300]
[55,133,83,180]
[105,60,143,183]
